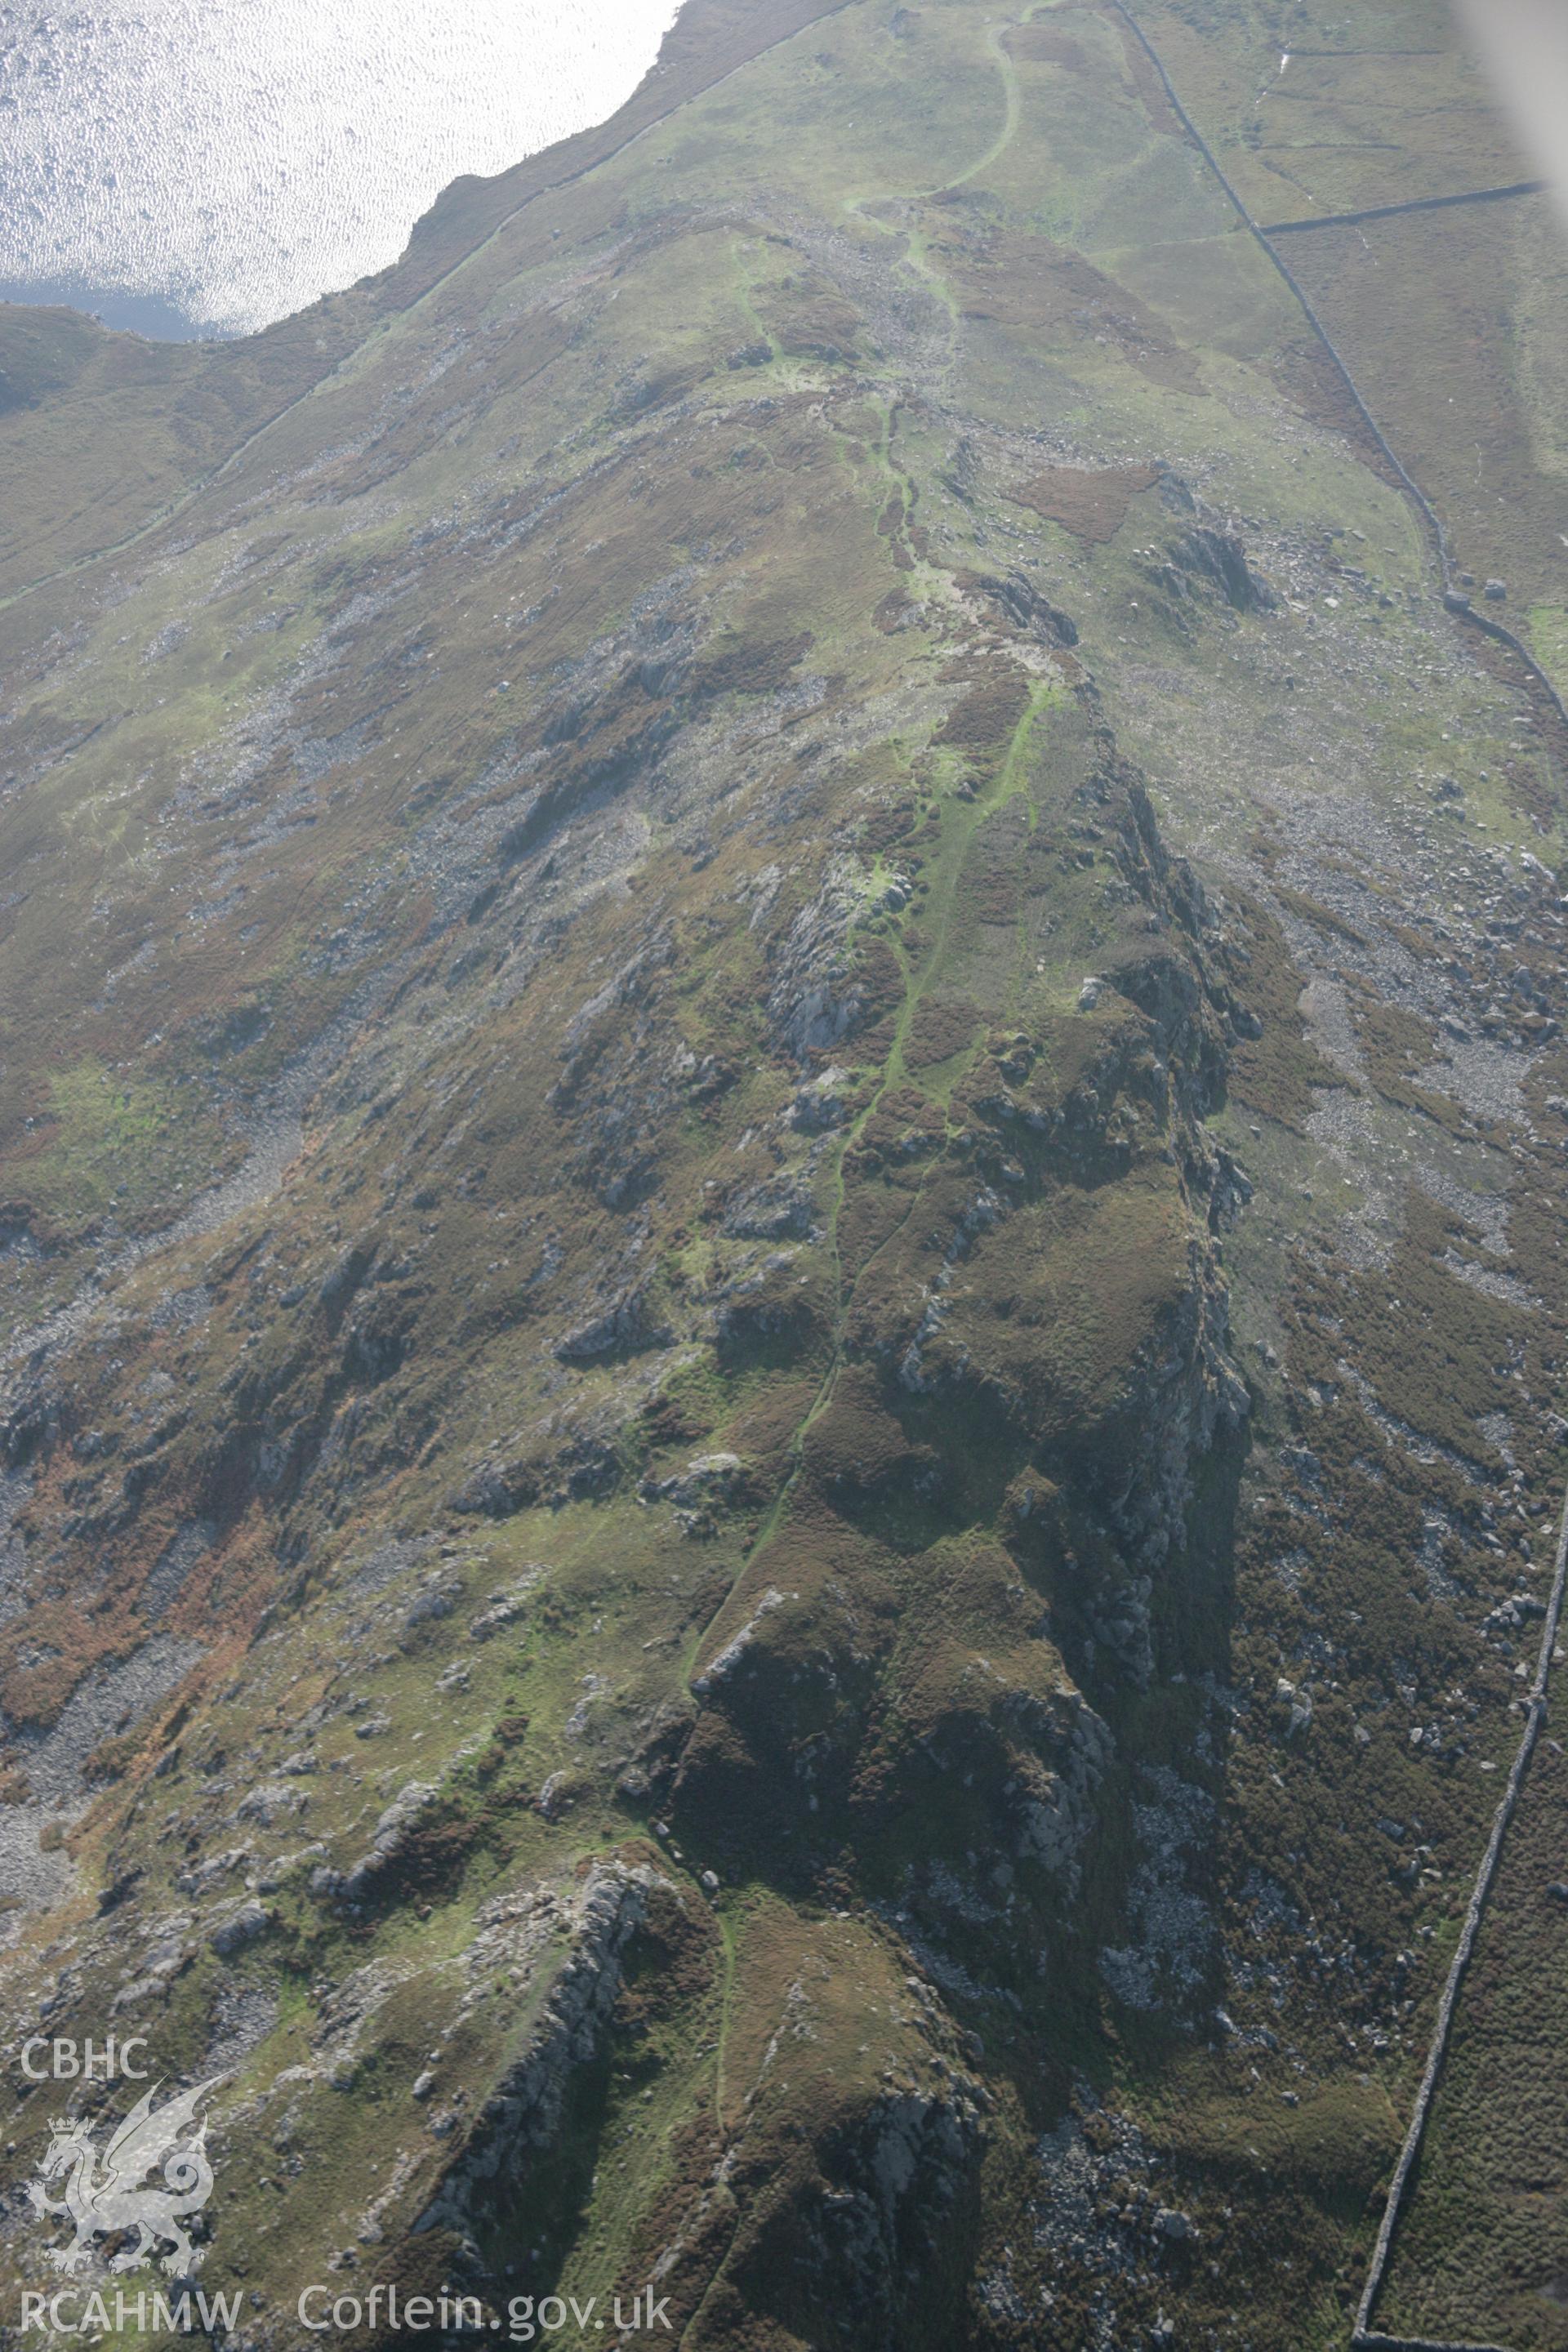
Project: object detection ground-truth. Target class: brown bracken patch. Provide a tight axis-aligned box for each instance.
[904,996,983,1069]
[1008,464,1161,544]
[934,667,1031,745]
[1003,24,1086,68]
[931,220,1200,391]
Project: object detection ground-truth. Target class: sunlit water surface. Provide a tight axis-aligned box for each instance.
[0,0,681,339]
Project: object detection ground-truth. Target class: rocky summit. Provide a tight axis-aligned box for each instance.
[2,3,1568,2347]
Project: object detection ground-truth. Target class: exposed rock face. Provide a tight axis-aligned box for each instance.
[766,856,893,1062]
[413,1860,666,2252]
[775,2085,987,2348]
[336,1778,441,1900]
[1152,523,1280,617]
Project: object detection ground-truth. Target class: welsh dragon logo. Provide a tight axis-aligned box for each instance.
[26,2079,220,2275]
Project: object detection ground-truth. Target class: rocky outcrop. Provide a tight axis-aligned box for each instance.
[765,860,902,1062]
[413,1860,673,2256]
[786,2086,987,2348]
[1143,523,1278,616]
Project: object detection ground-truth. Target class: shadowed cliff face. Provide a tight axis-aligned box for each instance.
[0,3,1566,2346]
